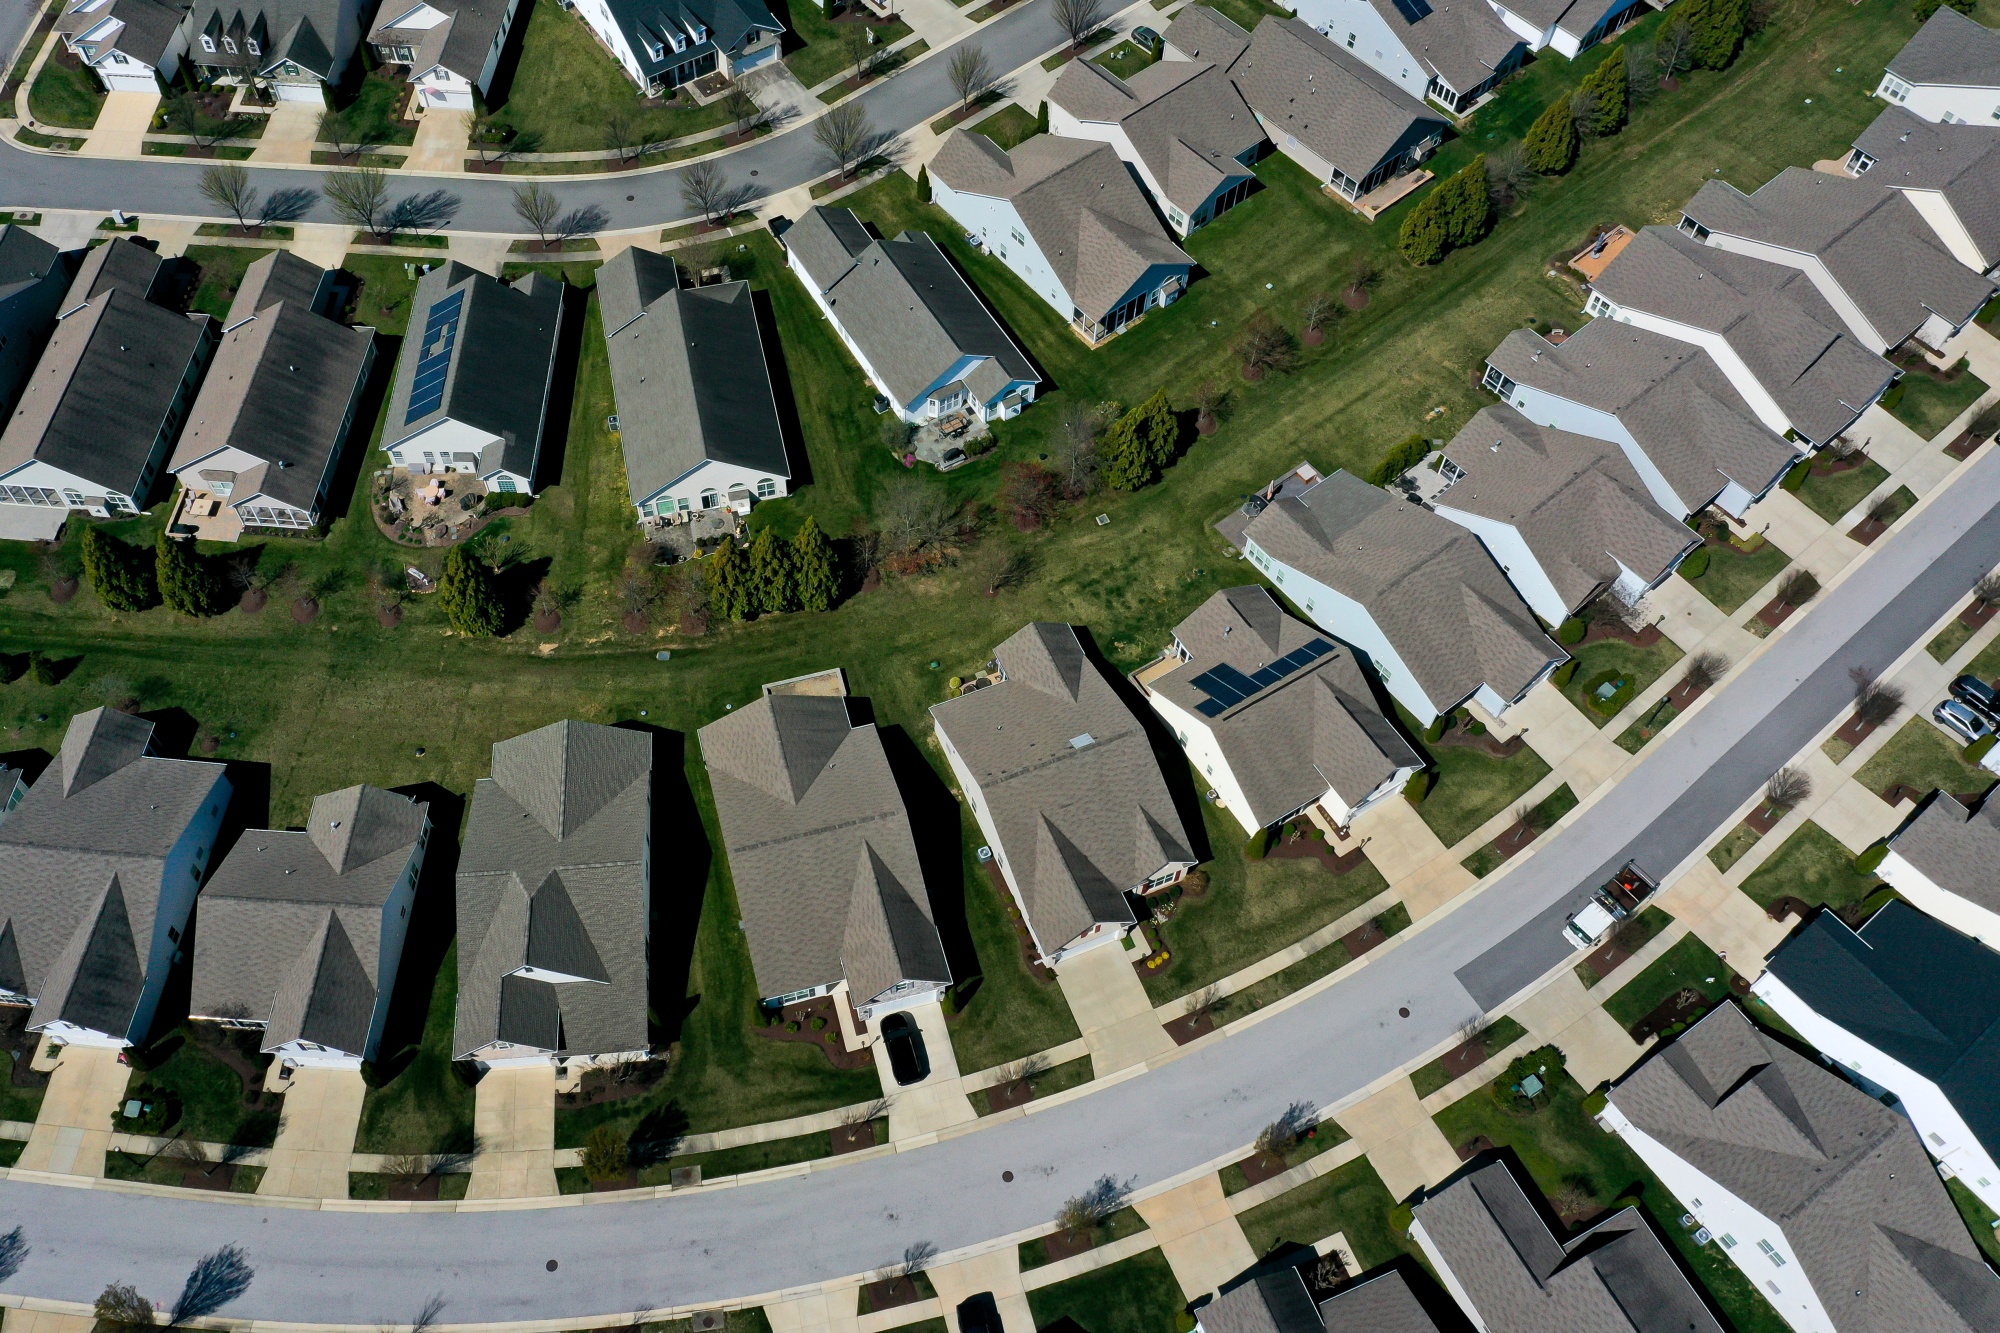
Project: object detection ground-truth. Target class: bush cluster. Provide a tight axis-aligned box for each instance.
[707,516,838,622]
[157,534,230,618]
[1399,155,1491,265]
[438,545,507,636]
[1367,433,1432,486]
[81,526,157,612]
[1100,389,1179,492]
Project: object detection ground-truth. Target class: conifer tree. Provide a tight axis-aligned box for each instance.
[793,516,837,612]
[1398,189,1447,265]
[156,532,228,617]
[1036,100,1049,135]
[438,544,506,636]
[1579,47,1627,134]
[81,526,157,612]
[748,527,795,616]
[708,539,751,621]
[1444,155,1490,248]
[916,164,931,203]
[1690,0,1748,69]
[1099,388,1177,491]
[1523,93,1578,174]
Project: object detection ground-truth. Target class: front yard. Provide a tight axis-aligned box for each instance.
[778,0,913,91]
[1600,935,1737,1037]
[1559,638,1682,727]
[1024,1249,1187,1333]
[127,1023,282,1147]
[357,945,477,1155]
[28,49,104,129]
[1737,822,1880,915]
[1883,359,1990,441]
[1679,530,1791,615]
[1413,727,1552,849]
[187,245,277,320]
[1852,717,1993,802]
[1235,1155,1411,1265]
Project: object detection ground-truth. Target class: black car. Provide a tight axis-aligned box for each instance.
[1133,24,1161,50]
[1952,673,2000,723]
[882,1010,930,1085]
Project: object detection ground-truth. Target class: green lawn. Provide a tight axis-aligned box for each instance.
[1968,628,2000,684]
[1738,822,1880,914]
[1885,362,1990,441]
[1707,821,1764,874]
[1462,784,1576,877]
[127,1024,280,1147]
[28,53,105,128]
[1947,1178,2000,1268]
[639,1127,842,1183]
[1573,906,1672,988]
[1409,1015,1528,1099]
[1024,1249,1187,1333]
[1853,717,1993,800]
[970,103,1039,150]
[1092,40,1157,74]
[1020,1206,1148,1270]
[779,0,913,90]
[186,245,276,320]
[330,66,419,147]
[1600,934,1736,1033]
[1615,695,1678,753]
[1930,614,1980,665]
[1236,1156,1413,1262]
[969,1055,1091,1114]
[0,1050,46,1124]
[1794,457,1890,524]
[1416,738,1552,849]
[340,254,423,334]
[1559,637,1683,726]
[357,945,477,1154]
[1681,534,1791,615]
[1218,1121,1349,1194]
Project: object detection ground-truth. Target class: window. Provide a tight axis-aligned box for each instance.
[246,36,259,53]
[1765,1282,1781,1297]
[1719,1234,1737,1250]
[701,490,719,509]
[1757,1240,1786,1268]
[1585,291,1614,317]
[756,477,777,498]
[496,476,517,492]
[1010,228,1025,246]
[1481,365,1516,397]
[168,926,180,943]
[62,489,83,506]
[110,50,127,62]
[1882,76,1910,102]
[222,35,236,51]
[1345,31,1354,45]
[201,33,215,50]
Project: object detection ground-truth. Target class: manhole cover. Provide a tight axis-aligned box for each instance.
[1398,1007,1410,1017]
[1002,1170,1014,1182]
[545,1260,558,1272]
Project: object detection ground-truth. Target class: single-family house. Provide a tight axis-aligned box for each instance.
[1426,404,1699,624]
[570,0,781,96]
[1681,170,1997,355]
[1877,789,2000,946]
[930,131,1195,343]
[1137,586,1421,838]
[1200,1265,1445,1333]
[1241,469,1565,726]
[1846,107,2000,274]
[454,721,653,1070]
[1584,224,1897,448]
[1876,7,2000,127]
[1161,4,1253,65]
[931,623,1198,965]
[189,785,430,1068]
[0,709,230,1049]
[598,247,789,525]
[367,0,522,109]
[178,0,367,100]
[54,0,186,90]
[1288,0,1524,115]
[1602,1002,2000,1333]
[1411,1158,1723,1333]
[1479,0,1641,58]
[169,251,375,536]
[1228,18,1448,204]
[1482,322,1809,517]
[0,228,79,418]
[1046,56,1265,236]
[700,685,950,1025]
[1754,903,2000,1217]
[383,262,563,496]
[783,206,1038,424]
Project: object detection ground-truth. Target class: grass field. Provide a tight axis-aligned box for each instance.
[1681,534,1791,615]
[1852,717,1993,801]
[1236,1155,1411,1266]
[28,54,104,129]
[970,103,1038,150]
[1600,934,1735,1032]
[1794,458,1889,524]
[1886,362,1989,441]
[778,0,913,90]
[1416,738,1552,849]
[1558,638,1682,727]
[357,946,477,1154]
[1738,822,1880,914]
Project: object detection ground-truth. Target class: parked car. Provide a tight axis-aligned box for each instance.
[1133,25,1161,51]
[1950,674,2000,723]
[882,1010,929,1085]
[1933,697,1993,745]
[1563,860,1658,950]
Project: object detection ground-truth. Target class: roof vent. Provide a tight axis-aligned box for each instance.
[1069,733,1096,749]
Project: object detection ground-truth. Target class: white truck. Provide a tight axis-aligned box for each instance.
[1563,861,1658,950]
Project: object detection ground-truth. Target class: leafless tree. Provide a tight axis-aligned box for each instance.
[318,106,385,160]
[199,163,257,229]
[894,1240,938,1281]
[470,113,538,163]
[167,91,247,148]
[513,181,562,245]
[814,101,875,178]
[1977,570,2000,605]
[1867,492,1903,526]
[163,1133,209,1172]
[1777,567,1819,607]
[1053,1174,1130,1239]
[1008,1050,1054,1083]
[170,1244,253,1326]
[1766,765,1811,812]
[842,23,873,82]
[1655,17,1694,81]
[874,477,955,555]
[1310,1251,1348,1290]
[1850,668,1905,729]
[384,1152,432,1189]
[1236,316,1297,377]
[96,1283,154,1331]
[1192,380,1227,432]
[843,1097,892,1127]
[408,1295,447,1333]
[682,160,743,225]
[1681,649,1728,693]
[948,43,994,108]
[605,107,642,163]
[1254,1101,1319,1160]
[325,166,391,236]
[1550,1179,1595,1218]
[1053,400,1110,494]
[1051,0,1107,49]
[1183,983,1222,1022]
[1624,41,1656,107]
[1300,292,1338,339]
[721,85,763,135]
[261,185,317,224]
[1347,253,1380,301]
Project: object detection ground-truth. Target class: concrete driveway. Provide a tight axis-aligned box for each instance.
[78,91,157,158]
[403,109,470,173]
[258,1066,365,1198]
[249,99,323,164]
[466,1064,557,1198]
[16,1045,128,1177]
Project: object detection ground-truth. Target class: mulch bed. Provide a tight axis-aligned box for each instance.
[1848,516,1888,545]
[1435,1034,1501,1083]
[1947,430,1988,460]
[624,611,649,635]
[984,859,1056,980]
[831,1121,881,1154]
[591,1169,641,1192]
[561,1058,669,1108]
[1454,1133,1498,1162]
[1580,932,1636,982]
[1581,617,1663,648]
[378,604,403,628]
[239,587,266,613]
[1881,783,1925,807]
[1833,713,1879,747]
[862,1278,925,1313]
[1483,816,1541,867]
[48,577,77,605]
[1231,1149,1294,1186]
[1042,1227,1102,1262]
[1755,597,1798,630]
[1628,989,1712,1041]
[179,1165,240,1190]
[1164,1009,1216,1046]
[1340,917,1389,960]
[1961,599,1998,632]
[1669,676,1711,707]
[1343,287,1371,310]
[1744,801,1787,835]
[1267,832,1368,876]
[465,159,507,173]
[534,609,562,634]
[754,997,872,1070]
[292,597,320,624]
[985,1077,1035,1110]
[386,1173,443,1200]
[1810,452,1869,476]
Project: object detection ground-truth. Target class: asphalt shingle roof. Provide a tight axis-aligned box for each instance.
[1351,0,1521,97]
[225,249,326,327]
[55,0,185,65]
[0,227,59,301]
[1203,1269,1325,1333]
[1887,790,2000,916]
[1853,107,2000,268]
[1047,58,1264,218]
[1162,4,1252,64]
[1317,1269,1444,1332]
[366,0,514,82]
[1885,7,2000,89]
[596,0,779,80]
[184,0,344,77]
[66,237,166,305]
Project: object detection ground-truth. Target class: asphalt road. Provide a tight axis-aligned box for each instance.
[0,451,1993,1327]
[0,0,1072,232]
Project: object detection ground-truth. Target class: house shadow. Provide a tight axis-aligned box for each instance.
[0,748,52,787]
[528,282,588,496]
[137,706,200,760]
[478,0,536,112]
[366,782,465,1085]
[877,723,977,996]
[751,286,813,491]
[1073,625,1213,864]
[323,330,403,525]
[612,723,707,1049]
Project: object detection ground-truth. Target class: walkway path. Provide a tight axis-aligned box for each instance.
[466,1065,557,1199]
[1328,1081,1458,1203]
[257,1067,365,1199]
[1131,1176,1256,1302]
[16,1045,126,1178]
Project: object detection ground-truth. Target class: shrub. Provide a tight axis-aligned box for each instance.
[1678,546,1710,579]
[1246,827,1270,859]
[1398,155,1489,264]
[792,516,836,612]
[1854,843,1889,874]
[748,527,795,615]
[580,1125,629,1181]
[708,538,751,620]
[916,164,930,202]
[1423,715,1448,743]
[1100,388,1178,491]
[1403,770,1433,805]
[1036,99,1049,134]
[437,545,506,636]
[1368,434,1432,486]
[1577,46,1627,134]
[1581,1089,1609,1117]
[1397,192,1447,265]
[1777,568,1819,606]
[1690,0,1750,67]
[1917,0,1977,17]
[156,533,230,617]
[1781,458,1811,491]
[1523,94,1578,174]
[29,652,61,686]
[1552,660,1578,687]
[1556,617,1586,646]
[81,526,157,612]
[0,654,23,685]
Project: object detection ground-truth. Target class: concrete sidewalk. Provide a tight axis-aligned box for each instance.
[1132,1176,1257,1301]
[18,1044,130,1177]
[1056,940,1172,1075]
[465,1064,557,1199]
[1509,970,1646,1092]
[1493,682,1627,798]
[764,1285,863,1333]
[258,1066,365,1198]
[1329,1080,1457,1203]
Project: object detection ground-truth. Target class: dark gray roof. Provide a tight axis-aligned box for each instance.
[1486,322,1808,507]
[226,249,328,327]
[1853,107,2000,267]
[1243,470,1563,715]
[0,227,60,302]
[1885,7,2000,89]
[1162,4,1252,64]
[66,237,167,305]
[1204,1268,1324,1333]
[1436,404,1698,614]
[455,722,653,1060]
[190,786,427,1057]
[366,0,513,80]
[931,624,1196,954]
[700,693,949,1004]
[1414,1159,1724,1333]
[0,290,210,495]
[1355,0,1522,97]
[1046,58,1265,218]
[595,0,778,80]
[1230,18,1447,186]
[1887,790,2000,915]
[1609,1003,2000,1333]
[0,710,227,1040]
[55,0,185,64]
[1317,1270,1443,1333]
[1152,586,1419,827]
[385,262,562,482]
[183,0,344,77]
[598,247,787,507]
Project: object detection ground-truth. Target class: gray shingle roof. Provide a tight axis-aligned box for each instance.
[454,722,653,1060]
[1047,58,1264,218]
[595,0,779,81]
[1151,586,1418,828]
[67,237,167,305]
[0,227,60,301]
[226,249,328,327]
[700,693,949,1004]
[1229,18,1447,186]
[931,131,1193,322]
[1204,1268,1324,1333]
[183,0,345,77]
[1414,1159,1724,1333]
[931,624,1196,954]
[1885,7,2000,89]
[1317,1269,1443,1332]
[1853,107,2000,268]
[366,0,513,82]
[56,0,185,64]
[0,710,228,1040]
[1243,470,1563,715]
[1486,322,1809,509]
[1163,4,1252,64]
[1887,790,2000,915]
[1437,404,1698,614]
[1354,0,1522,97]
[190,785,427,1057]
[1609,1003,2000,1333]
[598,247,788,507]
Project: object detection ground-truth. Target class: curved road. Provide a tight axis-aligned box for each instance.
[0,450,1996,1326]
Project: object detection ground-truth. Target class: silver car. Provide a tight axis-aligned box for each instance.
[1934,697,1992,746]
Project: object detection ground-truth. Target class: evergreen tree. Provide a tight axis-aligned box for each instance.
[1398,189,1447,265]
[1916,0,1977,19]
[916,164,931,203]
[1100,389,1177,491]
[1443,155,1490,248]
[1036,100,1049,135]
[708,539,751,621]
[438,544,506,636]
[1522,93,1578,173]
[748,527,795,616]
[156,532,228,617]
[792,516,837,612]
[81,526,157,612]
[1579,46,1627,134]
[1690,0,1748,69]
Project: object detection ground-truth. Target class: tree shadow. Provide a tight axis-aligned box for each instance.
[877,724,976,993]
[494,554,553,637]
[750,286,813,490]
[367,782,465,1084]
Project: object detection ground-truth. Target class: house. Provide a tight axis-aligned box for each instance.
[178,0,368,101]
[1753,903,2000,1217]
[783,206,1037,425]
[1136,586,1421,838]
[1046,56,1265,236]
[1876,789,2000,945]
[1228,18,1448,204]
[569,0,781,96]
[1481,322,1809,517]
[0,766,24,825]
[1161,4,1253,65]
[1681,170,1997,355]
[1199,1265,1446,1333]
[1602,1002,2000,1333]
[54,0,185,91]
[454,721,653,1070]
[1584,224,1897,449]
[70,235,173,306]
[0,709,230,1049]
[168,251,375,536]
[1411,1158,1723,1333]
[1240,469,1565,726]
[383,262,563,497]
[1846,107,2000,274]
[700,684,950,1026]
[930,623,1198,965]
[1876,7,2000,126]
[930,132,1195,343]
[367,0,522,109]
[1480,0,1641,58]
[598,247,789,525]
[189,785,430,1068]
[1287,0,1524,115]
[0,228,79,419]
[1424,404,1699,624]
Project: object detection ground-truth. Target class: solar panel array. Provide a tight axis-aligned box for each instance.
[1190,638,1337,717]
[405,288,465,424]
[1390,0,1431,21]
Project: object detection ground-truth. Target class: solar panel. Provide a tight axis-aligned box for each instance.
[405,288,465,423]
[1188,638,1339,715]
[1390,0,1430,21]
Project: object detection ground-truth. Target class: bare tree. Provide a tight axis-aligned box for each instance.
[1183,983,1222,1022]
[170,1245,253,1326]
[166,91,247,149]
[1235,316,1297,378]
[721,85,762,135]
[325,166,391,237]
[1300,292,1338,343]
[1569,86,1601,136]
[513,181,562,246]
[1254,1101,1319,1160]
[470,113,538,164]
[843,1097,892,1127]
[1008,1050,1054,1084]
[1054,1174,1131,1239]
[1624,41,1656,108]
[1346,253,1379,302]
[813,101,875,178]
[1977,570,2000,605]
[1766,765,1811,812]
[948,43,994,109]
[1051,0,1106,49]
[199,163,258,229]
[0,1227,27,1283]
[1656,17,1694,82]
[605,106,641,164]
[260,185,317,224]
[1681,649,1728,693]
[1192,380,1226,435]
[1777,567,1819,607]
[1866,492,1902,526]
[682,160,733,225]
[318,107,384,161]
[96,1283,154,1331]
[875,477,955,554]
[1850,668,1905,729]
[842,23,873,82]
[1051,405,1103,496]
[894,1240,937,1282]
[385,188,461,237]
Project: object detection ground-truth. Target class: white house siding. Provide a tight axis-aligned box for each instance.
[931,180,1077,323]
[1430,504,1570,624]
[1482,0,1551,49]
[1290,0,1426,101]
[1600,1100,1839,1333]
[0,458,144,516]
[1486,378,1694,514]
[1898,188,1990,272]
[577,0,646,87]
[1877,848,2000,946]
[638,458,787,520]
[1147,688,1268,837]
[361,837,425,1063]
[1252,112,1344,189]
[1407,1218,1495,1333]
[1693,233,1897,353]
[97,59,164,90]
[1875,75,2000,126]
[1243,537,1442,722]
[413,63,474,108]
[388,418,503,473]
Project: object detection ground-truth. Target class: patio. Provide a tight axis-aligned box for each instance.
[170,486,246,543]
[373,469,490,546]
[650,505,743,558]
[912,410,982,470]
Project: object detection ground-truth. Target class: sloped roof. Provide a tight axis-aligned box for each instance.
[183,0,346,76]
[1354,0,1522,97]
[931,624,1196,954]
[1229,18,1447,186]
[226,249,327,327]
[700,693,949,1004]
[597,0,778,79]
[1202,1268,1323,1333]
[1047,58,1264,217]
[367,0,513,80]
[1885,6,2000,88]
[66,236,166,305]
[1853,107,2000,267]
[1161,4,1252,65]
[1243,470,1563,715]
[1316,1269,1443,1333]
[1609,1003,2000,1333]
[0,227,60,303]
[55,0,185,63]
[1887,790,2000,915]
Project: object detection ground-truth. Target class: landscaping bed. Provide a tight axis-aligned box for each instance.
[1219,1119,1348,1194]
[1409,1016,1529,1099]
[106,1151,263,1192]
[1018,1205,1147,1270]
[1572,906,1672,989]
[1461,785,1576,877]
[1927,597,1994,663]
[348,1169,470,1200]
[1738,822,1881,917]
[755,995,873,1070]
[1235,1156,1409,1267]
[971,1055,1092,1115]
[1847,485,1916,544]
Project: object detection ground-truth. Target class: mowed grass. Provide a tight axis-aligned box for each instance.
[1681,534,1791,615]
[1236,1155,1412,1264]
[1417,741,1552,848]
[1559,637,1682,727]
[1024,1249,1187,1333]
[1852,717,1994,801]
[1738,822,1880,914]
[777,0,912,90]
[186,245,276,320]
[28,54,105,129]
[1795,457,1889,524]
